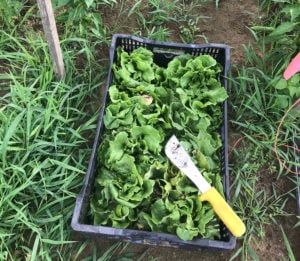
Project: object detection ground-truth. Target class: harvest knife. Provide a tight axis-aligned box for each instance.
[165,135,246,237]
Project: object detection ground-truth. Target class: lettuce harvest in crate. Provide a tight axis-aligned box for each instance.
[90,46,228,240]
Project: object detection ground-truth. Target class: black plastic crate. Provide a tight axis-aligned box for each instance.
[71,34,236,251]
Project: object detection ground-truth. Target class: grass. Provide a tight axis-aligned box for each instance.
[228,141,293,259]
[281,225,296,261]
[0,0,300,260]
[227,0,300,258]
[0,9,102,259]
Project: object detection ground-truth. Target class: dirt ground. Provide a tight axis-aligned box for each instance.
[74,1,300,260]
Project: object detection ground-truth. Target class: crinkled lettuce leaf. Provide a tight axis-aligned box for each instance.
[91,47,228,241]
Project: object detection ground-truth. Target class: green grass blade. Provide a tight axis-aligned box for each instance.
[280,225,296,261]
[1,110,25,165]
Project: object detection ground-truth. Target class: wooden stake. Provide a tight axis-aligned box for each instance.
[37,0,65,80]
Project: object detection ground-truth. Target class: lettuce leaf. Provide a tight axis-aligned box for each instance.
[91,47,228,241]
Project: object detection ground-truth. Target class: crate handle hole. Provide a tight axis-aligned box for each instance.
[152,47,185,58]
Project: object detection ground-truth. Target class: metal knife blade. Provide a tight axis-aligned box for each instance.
[164,135,211,194]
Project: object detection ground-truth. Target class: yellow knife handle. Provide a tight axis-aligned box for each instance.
[200,187,246,237]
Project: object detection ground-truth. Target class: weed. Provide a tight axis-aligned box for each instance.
[53,0,109,40]
[0,0,23,29]
[148,0,178,26]
[145,26,173,41]
[228,2,300,258]
[229,141,292,259]
[281,225,296,261]
[0,19,102,260]
[179,19,208,43]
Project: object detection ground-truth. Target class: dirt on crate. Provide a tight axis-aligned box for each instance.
[75,0,300,260]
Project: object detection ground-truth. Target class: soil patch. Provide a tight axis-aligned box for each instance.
[199,1,257,64]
